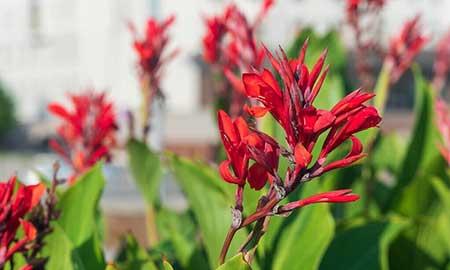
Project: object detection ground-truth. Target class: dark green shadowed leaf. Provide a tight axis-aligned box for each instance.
[127,139,163,205]
[320,220,407,270]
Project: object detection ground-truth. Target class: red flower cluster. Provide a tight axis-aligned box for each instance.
[386,16,428,84]
[436,100,450,165]
[130,15,177,96]
[433,30,450,92]
[202,0,274,95]
[0,176,45,269]
[48,91,117,183]
[218,41,381,213]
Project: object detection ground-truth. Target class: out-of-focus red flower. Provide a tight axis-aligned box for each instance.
[345,0,385,89]
[346,0,385,24]
[48,91,117,183]
[386,16,428,84]
[203,1,275,116]
[242,42,381,177]
[130,16,177,96]
[0,176,45,268]
[433,30,450,92]
[436,99,450,165]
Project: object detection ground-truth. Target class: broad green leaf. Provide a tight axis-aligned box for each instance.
[217,254,252,270]
[169,155,247,269]
[320,220,407,270]
[127,139,163,205]
[384,66,438,212]
[163,261,175,270]
[45,163,106,270]
[272,182,335,270]
[373,65,391,116]
[371,133,406,172]
[44,224,85,270]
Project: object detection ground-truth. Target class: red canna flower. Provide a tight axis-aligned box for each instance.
[385,15,428,84]
[130,15,177,96]
[345,0,385,89]
[0,176,45,269]
[203,0,275,116]
[242,43,381,175]
[48,91,117,183]
[217,41,381,264]
[432,30,450,92]
[129,15,177,141]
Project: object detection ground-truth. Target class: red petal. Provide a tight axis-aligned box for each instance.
[247,163,268,190]
[219,160,243,185]
[294,142,312,170]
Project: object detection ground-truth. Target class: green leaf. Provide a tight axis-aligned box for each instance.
[431,178,450,252]
[127,139,163,205]
[272,182,335,270]
[45,163,106,270]
[384,66,438,212]
[163,260,175,270]
[116,233,158,270]
[217,254,252,270]
[320,220,407,270]
[373,65,391,116]
[169,155,247,269]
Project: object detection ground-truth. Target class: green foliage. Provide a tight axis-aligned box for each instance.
[127,139,163,205]
[44,163,106,270]
[169,154,248,269]
[116,234,158,270]
[320,220,407,270]
[216,254,252,270]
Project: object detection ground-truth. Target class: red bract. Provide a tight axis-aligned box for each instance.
[48,91,117,183]
[277,189,359,214]
[436,99,450,165]
[130,15,177,96]
[433,30,450,92]
[386,16,428,84]
[0,176,45,268]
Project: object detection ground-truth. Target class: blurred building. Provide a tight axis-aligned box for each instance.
[0,0,449,120]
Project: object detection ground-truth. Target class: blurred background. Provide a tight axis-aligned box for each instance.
[0,0,449,256]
